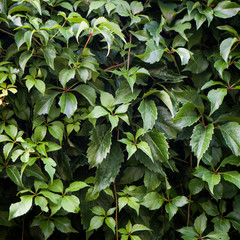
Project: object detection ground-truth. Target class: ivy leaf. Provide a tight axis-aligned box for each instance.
[34,90,59,116]
[220,37,238,62]
[40,219,55,240]
[34,196,48,212]
[141,192,164,210]
[202,171,221,194]
[59,68,75,88]
[214,1,240,19]
[175,48,192,65]
[138,99,157,130]
[61,195,80,213]
[87,125,112,168]
[53,217,77,233]
[142,129,169,163]
[190,123,214,165]
[74,84,96,106]
[208,89,227,116]
[87,1,105,16]
[223,171,240,189]
[165,203,178,220]
[9,195,33,220]
[136,39,165,64]
[105,217,115,233]
[206,231,230,240]
[65,181,88,193]
[88,216,105,232]
[42,45,56,70]
[173,102,200,128]
[59,92,77,118]
[6,166,23,187]
[219,122,240,156]
[93,142,123,193]
[19,51,33,72]
[194,213,207,235]
[24,30,35,50]
[137,141,153,161]
[86,106,109,119]
[189,178,204,195]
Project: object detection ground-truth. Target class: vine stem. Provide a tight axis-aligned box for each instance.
[113,179,119,240]
[22,218,24,240]
[104,62,124,72]
[170,53,180,74]
[79,31,93,60]
[127,33,132,71]
[0,28,14,36]
[50,19,67,41]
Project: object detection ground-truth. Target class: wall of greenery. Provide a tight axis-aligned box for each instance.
[1,0,240,239]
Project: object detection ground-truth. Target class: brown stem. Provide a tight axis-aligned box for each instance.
[187,195,191,226]
[170,53,180,74]
[104,62,124,72]
[50,19,67,41]
[127,34,132,71]
[79,31,93,60]
[22,218,24,240]
[113,179,119,240]
[0,28,14,36]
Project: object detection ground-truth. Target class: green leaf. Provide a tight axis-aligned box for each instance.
[173,102,200,128]
[6,166,23,187]
[34,196,48,212]
[39,219,55,240]
[208,89,227,116]
[34,125,47,142]
[220,155,240,167]
[86,106,109,119]
[200,200,219,216]
[138,99,157,130]
[184,50,209,74]
[188,178,204,195]
[214,60,228,78]
[59,68,75,88]
[142,129,169,163]
[19,51,33,72]
[91,206,105,216]
[93,142,123,193]
[165,202,178,220]
[223,171,240,189]
[127,197,140,215]
[172,196,188,207]
[190,123,214,165]
[220,37,238,62]
[105,217,116,233]
[42,45,56,70]
[15,30,25,50]
[194,212,207,235]
[9,195,33,220]
[100,91,115,110]
[61,195,80,213]
[48,179,63,193]
[178,227,198,238]
[219,122,240,156]
[34,90,59,115]
[65,181,88,193]
[87,125,112,168]
[54,217,77,233]
[137,141,153,161]
[144,170,161,192]
[202,171,221,194]
[74,84,96,106]
[206,231,230,240]
[214,1,240,19]
[136,39,165,64]
[88,216,105,231]
[175,48,192,65]
[141,192,164,210]
[59,92,77,118]
[24,30,35,50]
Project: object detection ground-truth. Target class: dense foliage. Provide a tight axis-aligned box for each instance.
[1,0,240,239]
